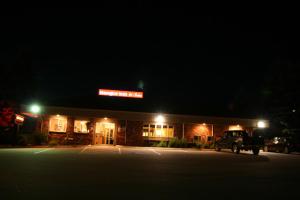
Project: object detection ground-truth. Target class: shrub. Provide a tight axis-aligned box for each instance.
[168,138,178,147]
[156,141,168,147]
[180,138,188,148]
[151,142,158,147]
[168,138,188,148]
[48,138,59,146]
[208,142,215,149]
[194,143,202,149]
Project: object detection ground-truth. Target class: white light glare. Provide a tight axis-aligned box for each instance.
[30,105,41,114]
[257,121,266,128]
[155,115,165,123]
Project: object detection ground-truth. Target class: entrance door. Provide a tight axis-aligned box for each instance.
[95,122,115,144]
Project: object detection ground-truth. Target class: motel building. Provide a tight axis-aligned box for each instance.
[21,105,269,146]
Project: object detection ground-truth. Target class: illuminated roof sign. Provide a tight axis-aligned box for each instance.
[98,89,144,99]
[15,114,25,124]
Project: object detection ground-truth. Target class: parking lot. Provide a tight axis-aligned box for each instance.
[1,145,300,199]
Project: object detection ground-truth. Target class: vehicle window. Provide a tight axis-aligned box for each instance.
[279,137,286,143]
[227,132,233,137]
[241,131,248,137]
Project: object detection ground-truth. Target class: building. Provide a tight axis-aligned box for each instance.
[21,106,269,146]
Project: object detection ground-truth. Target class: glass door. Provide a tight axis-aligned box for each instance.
[95,122,115,144]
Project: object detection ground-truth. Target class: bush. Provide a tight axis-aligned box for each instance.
[168,138,188,148]
[48,138,59,146]
[154,141,168,147]
[168,138,177,147]
[208,142,215,149]
[194,143,202,149]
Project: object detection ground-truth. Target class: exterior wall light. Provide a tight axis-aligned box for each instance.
[155,115,165,123]
[257,121,266,128]
[30,104,41,114]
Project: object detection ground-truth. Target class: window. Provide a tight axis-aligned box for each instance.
[143,125,149,136]
[149,125,155,137]
[143,124,174,138]
[74,120,89,133]
[168,126,174,137]
[95,122,115,135]
[49,116,67,133]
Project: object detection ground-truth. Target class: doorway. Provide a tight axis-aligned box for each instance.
[94,122,115,145]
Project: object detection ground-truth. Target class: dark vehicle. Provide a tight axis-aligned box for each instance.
[215,130,264,155]
[264,136,300,153]
[254,128,300,154]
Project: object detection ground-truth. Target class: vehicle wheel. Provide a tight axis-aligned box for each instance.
[232,144,240,154]
[253,147,260,155]
[215,145,221,151]
[263,146,268,152]
[283,146,290,154]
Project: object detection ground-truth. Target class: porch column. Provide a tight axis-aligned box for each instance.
[182,123,185,139]
[125,120,127,145]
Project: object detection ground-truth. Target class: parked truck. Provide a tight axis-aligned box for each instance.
[215,130,264,155]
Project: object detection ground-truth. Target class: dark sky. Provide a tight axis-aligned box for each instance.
[1,7,299,118]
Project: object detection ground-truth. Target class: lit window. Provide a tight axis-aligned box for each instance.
[156,129,162,137]
[143,125,149,137]
[168,126,174,137]
[74,120,89,133]
[95,122,115,135]
[49,116,67,133]
[143,124,174,138]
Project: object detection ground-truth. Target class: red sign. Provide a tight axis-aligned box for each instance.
[15,114,25,124]
[99,89,144,99]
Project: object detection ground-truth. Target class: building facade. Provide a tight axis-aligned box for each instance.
[22,106,269,146]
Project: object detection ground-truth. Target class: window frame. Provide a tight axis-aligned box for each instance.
[49,116,68,133]
[74,120,90,134]
[142,123,174,138]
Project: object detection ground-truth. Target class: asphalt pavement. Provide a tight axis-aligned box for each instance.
[0,146,299,200]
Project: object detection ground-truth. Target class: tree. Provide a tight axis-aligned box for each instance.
[0,100,17,144]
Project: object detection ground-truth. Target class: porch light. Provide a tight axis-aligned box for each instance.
[155,115,165,123]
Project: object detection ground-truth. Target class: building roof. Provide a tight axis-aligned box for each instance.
[21,105,268,127]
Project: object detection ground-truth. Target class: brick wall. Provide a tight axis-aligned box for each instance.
[40,115,49,135]
[125,121,144,146]
[40,114,256,146]
[116,120,126,145]
[46,116,93,145]
[66,117,74,134]
[184,123,212,143]
[213,125,228,139]
[174,123,183,139]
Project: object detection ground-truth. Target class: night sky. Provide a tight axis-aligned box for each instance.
[1,7,299,118]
